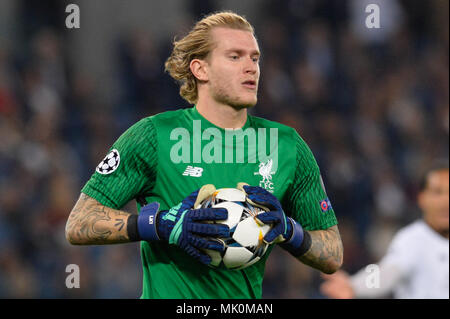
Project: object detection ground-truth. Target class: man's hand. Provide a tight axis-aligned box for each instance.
[320,270,355,299]
[136,185,230,265]
[239,184,293,243]
[236,183,343,274]
[238,184,310,258]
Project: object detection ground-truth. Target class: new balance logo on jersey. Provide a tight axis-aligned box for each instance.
[182,166,203,177]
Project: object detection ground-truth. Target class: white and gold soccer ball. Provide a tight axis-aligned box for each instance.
[197,187,272,270]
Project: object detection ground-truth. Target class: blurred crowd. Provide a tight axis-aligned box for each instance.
[0,0,448,298]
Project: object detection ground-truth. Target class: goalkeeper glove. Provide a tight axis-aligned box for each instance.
[129,185,229,265]
[239,184,312,257]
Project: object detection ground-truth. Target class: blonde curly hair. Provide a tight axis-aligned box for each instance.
[165,11,255,104]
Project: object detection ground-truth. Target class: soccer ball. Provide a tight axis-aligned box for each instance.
[197,187,272,270]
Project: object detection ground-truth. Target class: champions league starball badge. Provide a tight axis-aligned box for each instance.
[96,149,120,175]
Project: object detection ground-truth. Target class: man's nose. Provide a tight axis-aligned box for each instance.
[244,57,258,74]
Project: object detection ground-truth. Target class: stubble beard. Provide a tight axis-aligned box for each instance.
[211,82,257,110]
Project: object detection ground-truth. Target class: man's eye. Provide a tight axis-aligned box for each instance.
[230,55,239,60]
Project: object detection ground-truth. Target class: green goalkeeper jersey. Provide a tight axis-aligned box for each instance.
[82,106,338,299]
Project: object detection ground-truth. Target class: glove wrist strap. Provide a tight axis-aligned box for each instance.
[280,218,311,257]
[135,202,161,242]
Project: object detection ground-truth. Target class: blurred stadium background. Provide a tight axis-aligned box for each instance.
[0,0,448,298]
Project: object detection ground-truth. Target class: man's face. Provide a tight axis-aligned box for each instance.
[418,169,449,234]
[204,27,260,109]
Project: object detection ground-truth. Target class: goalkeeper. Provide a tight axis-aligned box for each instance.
[65,11,343,299]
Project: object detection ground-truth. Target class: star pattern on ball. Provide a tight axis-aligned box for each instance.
[96,149,120,175]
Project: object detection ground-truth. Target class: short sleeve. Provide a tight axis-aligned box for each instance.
[283,130,338,230]
[81,117,158,209]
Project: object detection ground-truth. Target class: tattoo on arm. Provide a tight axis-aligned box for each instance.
[298,225,343,274]
[65,193,133,245]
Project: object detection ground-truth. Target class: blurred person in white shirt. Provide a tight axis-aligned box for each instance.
[320,161,449,299]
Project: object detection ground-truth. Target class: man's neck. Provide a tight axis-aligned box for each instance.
[196,99,248,129]
[423,218,449,239]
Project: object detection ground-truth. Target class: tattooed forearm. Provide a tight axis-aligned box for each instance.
[65,193,132,245]
[298,225,343,274]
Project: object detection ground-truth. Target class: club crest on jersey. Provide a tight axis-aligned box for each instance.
[254,159,275,192]
[96,149,120,175]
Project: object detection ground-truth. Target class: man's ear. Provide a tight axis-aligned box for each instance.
[190,59,208,82]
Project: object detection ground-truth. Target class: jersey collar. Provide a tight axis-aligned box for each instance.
[189,105,252,132]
